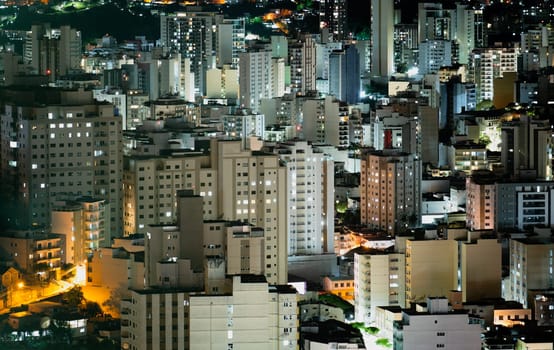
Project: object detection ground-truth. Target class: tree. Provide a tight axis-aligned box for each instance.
[479,134,491,146]
[62,286,84,309]
[476,99,494,111]
[82,301,102,318]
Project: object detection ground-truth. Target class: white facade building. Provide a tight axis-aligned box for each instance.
[272,140,334,255]
[121,275,298,350]
[354,252,406,325]
[239,48,274,112]
[393,298,482,350]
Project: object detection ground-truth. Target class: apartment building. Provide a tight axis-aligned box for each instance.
[466,172,496,231]
[495,181,554,231]
[393,297,482,350]
[222,110,265,149]
[447,140,488,174]
[215,139,288,285]
[217,18,246,69]
[271,140,334,255]
[24,24,82,81]
[123,153,217,236]
[371,0,394,76]
[120,275,297,350]
[0,228,63,273]
[360,150,421,235]
[124,138,288,285]
[459,238,502,302]
[354,251,406,324]
[405,239,458,306]
[508,237,554,308]
[0,87,122,236]
[302,96,350,148]
[468,47,518,103]
[239,47,275,113]
[159,11,224,95]
[51,197,109,265]
[500,115,552,180]
[288,35,317,95]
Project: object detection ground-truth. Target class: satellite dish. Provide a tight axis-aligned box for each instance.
[40,317,51,329]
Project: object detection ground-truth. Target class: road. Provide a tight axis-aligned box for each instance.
[0,279,76,315]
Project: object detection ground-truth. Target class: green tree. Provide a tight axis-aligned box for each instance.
[476,99,494,111]
[479,134,491,146]
[336,201,348,214]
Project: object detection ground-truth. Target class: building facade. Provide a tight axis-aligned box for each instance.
[360,150,421,234]
[0,88,122,236]
[354,251,406,324]
[121,275,298,350]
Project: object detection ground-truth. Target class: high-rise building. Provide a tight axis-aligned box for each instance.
[495,181,554,231]
[508,237,554,308]
[360,150,421,235]
[160,11,224,96]
[417,2,481,65]
[144,192,205,289]
[222,109,265,149]
[455,3,477,64]
[289,35,317,95]
[465,172,496,231]
[0,88,122,237]
[329,45,360,104]
[500,115,551,179]
[123,154,217,236]
[320,0,348,41]
[459,238,502,302]
[271,35,288,59]
[354,251,406,324]
[405,239,458,305]
[239,47,274,112]
[316,42,343,94]
[393,24,418,72]
[51,197,109,265]
[468,47,518,103]
[271,140,334,255]
[24,24,82,81]
[371,0,394,77]
[259,93,301,128]
[301,95,350,148]
[418,3,454,43]
[206,66,239,101]
[215,139,288,285]
[418,40,453,74]
[217,18,246,69]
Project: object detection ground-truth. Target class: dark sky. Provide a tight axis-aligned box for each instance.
[348,0,419,33]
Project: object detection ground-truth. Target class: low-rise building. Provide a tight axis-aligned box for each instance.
[393,297,482,350]
[322,275,354,302]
